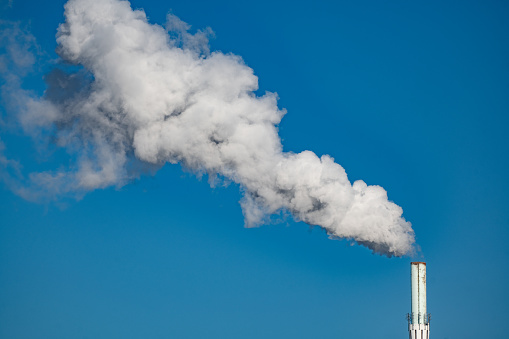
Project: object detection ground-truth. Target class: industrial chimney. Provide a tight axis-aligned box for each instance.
[407,262,430,339]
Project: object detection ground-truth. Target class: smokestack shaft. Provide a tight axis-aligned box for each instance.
[411,262,427,323]
[408,262,430,339]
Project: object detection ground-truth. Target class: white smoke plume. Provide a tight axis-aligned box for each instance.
[0,0,415,256]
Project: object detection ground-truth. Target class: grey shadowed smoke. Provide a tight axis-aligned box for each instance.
[0,0,415,257]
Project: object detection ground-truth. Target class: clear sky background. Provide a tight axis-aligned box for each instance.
[1,0,508,338]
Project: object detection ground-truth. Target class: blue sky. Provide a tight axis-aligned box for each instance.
[1,0,508,338]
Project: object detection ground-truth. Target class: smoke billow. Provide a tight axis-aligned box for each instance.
[0,0,415,256]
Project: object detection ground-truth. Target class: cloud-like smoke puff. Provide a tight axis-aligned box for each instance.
[0,0,415,256]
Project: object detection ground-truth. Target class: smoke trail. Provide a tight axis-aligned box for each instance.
[0,0,415,256]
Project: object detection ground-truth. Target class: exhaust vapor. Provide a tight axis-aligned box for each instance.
[0,0,415,256]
